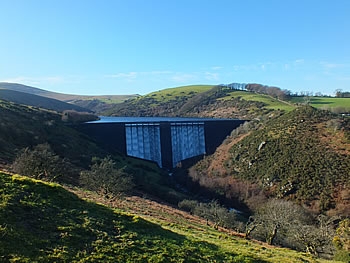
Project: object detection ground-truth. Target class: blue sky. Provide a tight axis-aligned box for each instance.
[0,0,349,95]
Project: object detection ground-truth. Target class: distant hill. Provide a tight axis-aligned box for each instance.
[189,106,350,215]
[0,89,90,112]
[0,82,139,112]
[103,85,294,119]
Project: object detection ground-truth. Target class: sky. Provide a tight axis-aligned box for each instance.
[0,0,349,96]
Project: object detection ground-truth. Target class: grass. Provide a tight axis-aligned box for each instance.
[219,90,296,112]
[290,97,350,110]
[93,95,139,104]
[0,172,340,263]
[145,85,215,102]
[0,89,89,113]
[0,82,137,104]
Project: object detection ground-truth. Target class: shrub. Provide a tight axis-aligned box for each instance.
[80,156,134,198]
[333,219,350,262]
[178,199,198,214]
[12,143,68,182]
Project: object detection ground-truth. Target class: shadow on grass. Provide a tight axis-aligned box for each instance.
[0,174,268,262]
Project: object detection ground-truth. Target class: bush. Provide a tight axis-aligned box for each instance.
[12,143,69,182]
[333,219,350,262]
[80,156,134,198]
[179,199,239,230]
[178,199,198,214]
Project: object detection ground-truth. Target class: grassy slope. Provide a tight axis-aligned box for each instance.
[103,85,215,116]
[219,91,295,112]
[0,89,90,112]
[0,82,137,105]
[104,85,295,119]
[147,85,215,101]
[0,172,336,263]
[290,97,350,110]
[0,99,103,166]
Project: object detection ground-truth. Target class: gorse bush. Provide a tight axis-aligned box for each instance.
[333,219,350,262]
[80,156,134,198]
[12,143,70,182]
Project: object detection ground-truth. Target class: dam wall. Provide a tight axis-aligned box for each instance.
[77,117,245,169]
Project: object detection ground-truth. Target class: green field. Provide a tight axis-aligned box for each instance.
[220,90,296,112]
[145,85,215,102]
[291,97,350,110]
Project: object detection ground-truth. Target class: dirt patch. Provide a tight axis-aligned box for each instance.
[317,123,350,155]
[207,133,251,177]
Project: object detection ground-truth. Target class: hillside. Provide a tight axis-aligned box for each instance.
[0,99,102,166]
[0,83,349,261]
[0,172,337,263]
[104,85,294,119]
[0,99,189,202]
[189,106,350,215]
[0,82,138,113]
[0,89,90,113]
[291,96,350,113]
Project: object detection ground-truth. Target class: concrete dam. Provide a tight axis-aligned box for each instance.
[78,117,245,169]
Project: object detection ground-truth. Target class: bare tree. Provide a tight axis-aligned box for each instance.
[247,199,310,245]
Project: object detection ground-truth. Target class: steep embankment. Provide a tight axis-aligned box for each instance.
[0,172,335,263]
[191,106,350,215]
[0,99,103,167]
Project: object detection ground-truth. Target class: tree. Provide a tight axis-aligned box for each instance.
[80,156,134,198]
[291,215,337,256]
[12,143,68,182]
[247,199,311,245]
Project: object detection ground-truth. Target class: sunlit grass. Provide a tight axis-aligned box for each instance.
[220,90,296,112]
[144,85,215,102]
[0,172,341,262]
[291,97,350,110]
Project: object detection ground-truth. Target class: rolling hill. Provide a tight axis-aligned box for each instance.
[103,85,295,119]
[0,89,90,112]
[0,82,138,113]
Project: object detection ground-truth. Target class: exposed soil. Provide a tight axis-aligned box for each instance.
[207,133,251,177]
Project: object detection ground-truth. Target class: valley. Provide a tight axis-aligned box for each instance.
[0,82,349,262]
